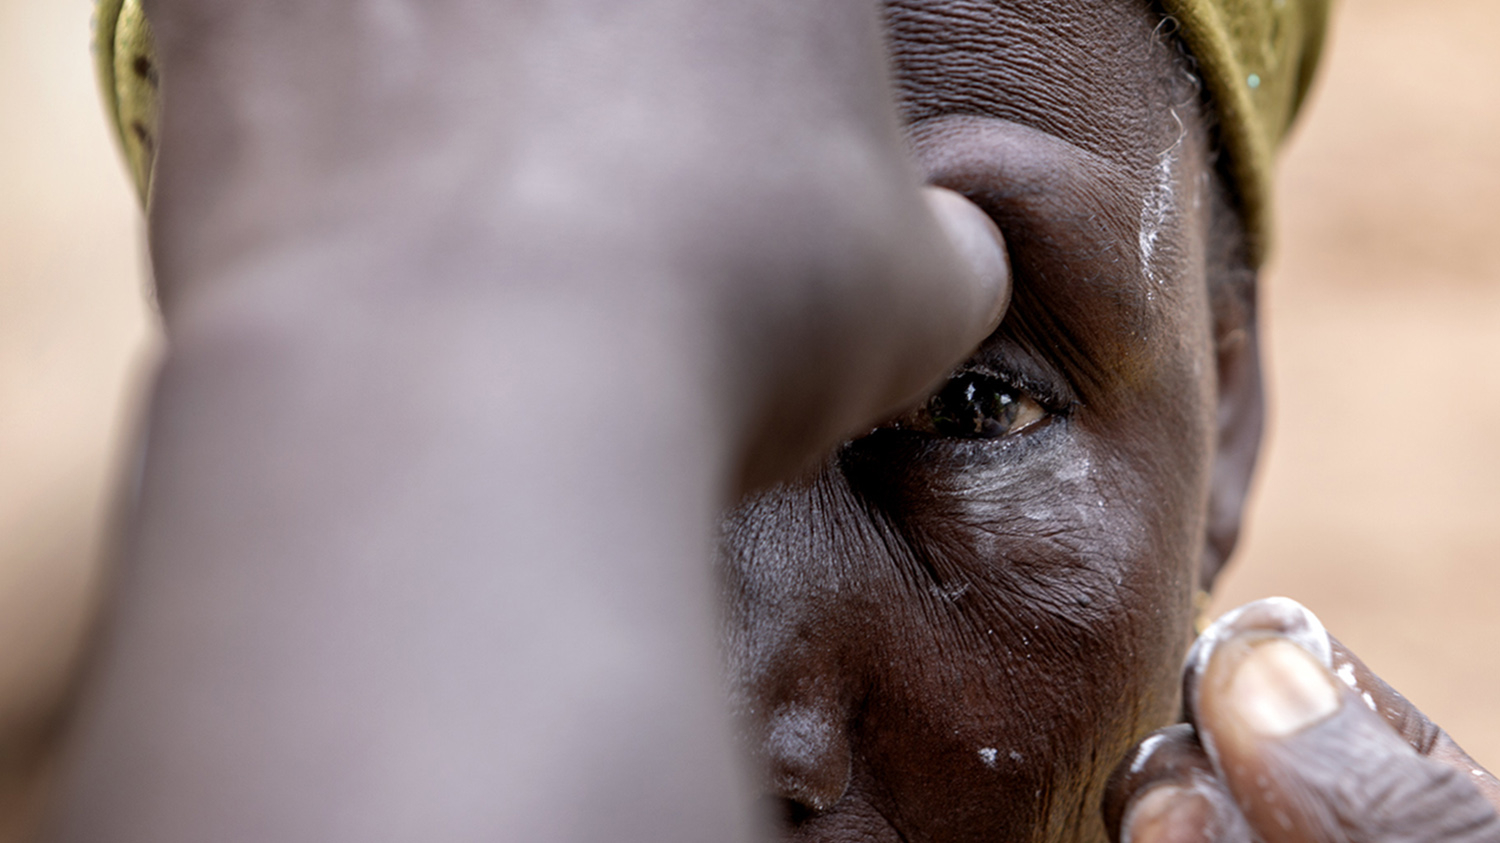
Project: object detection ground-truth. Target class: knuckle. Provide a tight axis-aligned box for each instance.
[1260,704,1500,843]
[1339,760,1500,843]
[1106,726,1215,840]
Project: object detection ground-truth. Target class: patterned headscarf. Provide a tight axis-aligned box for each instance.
[93,0,1330,265]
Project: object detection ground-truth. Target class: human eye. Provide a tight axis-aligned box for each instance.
[894,371,1048,439]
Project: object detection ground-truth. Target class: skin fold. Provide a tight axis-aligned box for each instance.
[37,0,1500,842]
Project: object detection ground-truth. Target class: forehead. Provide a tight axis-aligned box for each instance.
[881,0,1214,404]
[884,0,1180,174]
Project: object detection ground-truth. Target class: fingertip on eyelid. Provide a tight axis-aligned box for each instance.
[922,186,1011,328]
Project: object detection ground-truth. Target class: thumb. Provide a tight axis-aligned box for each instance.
[920,185,1011,335]
[732,184,1010,493]
[1187,598,1500,843]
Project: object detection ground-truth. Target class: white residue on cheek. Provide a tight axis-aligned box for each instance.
[1023,458,1099,525]
[1139,109,1186,290]
[1053,455,1092,484]
[978,747,999,768]
[1021,503,1055,522]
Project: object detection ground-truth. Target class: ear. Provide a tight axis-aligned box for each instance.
[1200,304,1265,592]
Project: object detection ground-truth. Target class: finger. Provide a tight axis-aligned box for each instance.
[1188,602,1500,807]
[1187,598,1500,843]
[734,185,1011,492]
[920,185,1011,334]
[1105,724,1251,843]
[1326,638,1500,809]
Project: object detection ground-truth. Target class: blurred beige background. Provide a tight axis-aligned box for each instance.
[1,0,157,836]
[0,0,1496,834]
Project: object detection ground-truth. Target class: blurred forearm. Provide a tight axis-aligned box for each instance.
[56,3,843,839]
[48,277,754,840]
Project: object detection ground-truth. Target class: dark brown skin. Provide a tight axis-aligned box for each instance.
[724,3,1226,840]
[728,6,1500,841]
[43,0,1500,842]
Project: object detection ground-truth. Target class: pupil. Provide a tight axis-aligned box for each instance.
[930,374,1020,438]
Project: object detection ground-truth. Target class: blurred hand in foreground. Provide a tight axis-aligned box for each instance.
[50,4,1010,841]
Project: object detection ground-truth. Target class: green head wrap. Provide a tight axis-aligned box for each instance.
[93,0,1329,265]
[1159,0,1332,264]
[92,0,156,208]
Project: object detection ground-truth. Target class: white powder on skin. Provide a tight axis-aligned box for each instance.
[1139,110,1187,290]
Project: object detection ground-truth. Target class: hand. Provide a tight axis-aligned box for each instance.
[51,4,1011,841]
[143,0,1010,494]
[1106,598,1500,842]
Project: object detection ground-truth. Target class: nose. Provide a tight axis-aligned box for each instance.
[733,597,859,820]
[720,470,867,821]
[761,698,852,815]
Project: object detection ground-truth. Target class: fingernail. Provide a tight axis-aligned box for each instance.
[1226,638,1340,737]
[1185,597,1332,720]
[1124,786,1215,843]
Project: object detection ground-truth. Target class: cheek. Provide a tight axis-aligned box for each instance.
[836,424,1201,834]
[720,404,1211,838]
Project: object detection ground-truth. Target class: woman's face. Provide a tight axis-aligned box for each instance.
[719,1,1247,840]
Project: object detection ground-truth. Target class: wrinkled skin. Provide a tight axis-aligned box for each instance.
[721,2,1250,841]
[719,7,1500,841]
